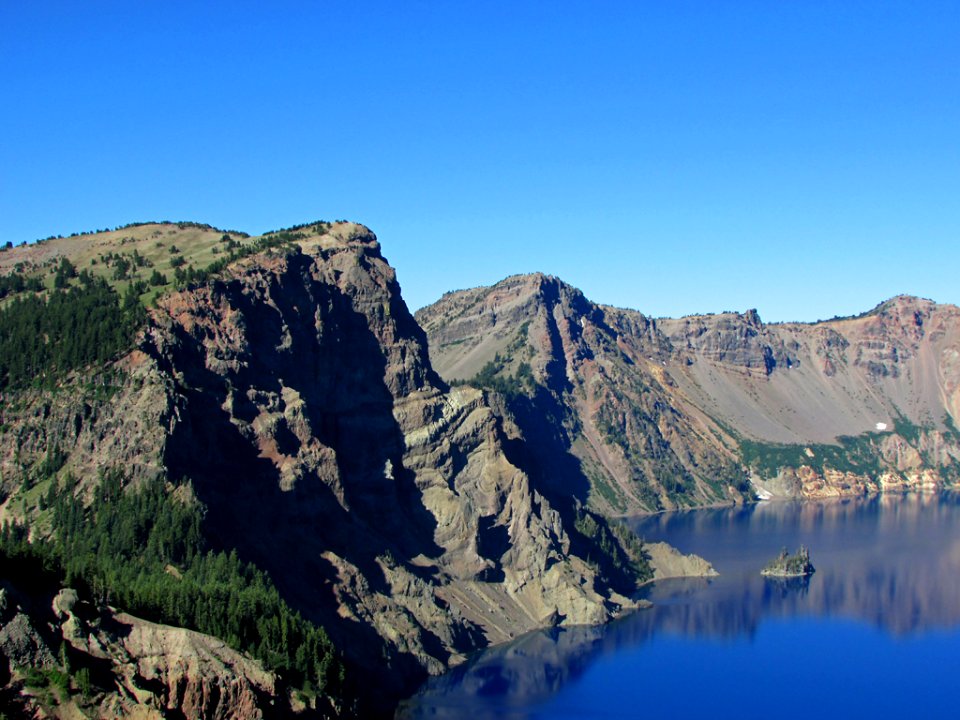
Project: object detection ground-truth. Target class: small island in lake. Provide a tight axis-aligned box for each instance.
[761,546,815,577]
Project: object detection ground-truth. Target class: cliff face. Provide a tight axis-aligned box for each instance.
[418,277,960,512]
[0,225,647,716]
[144,229,636,682]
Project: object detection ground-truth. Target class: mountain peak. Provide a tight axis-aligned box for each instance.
[876,294,937,314]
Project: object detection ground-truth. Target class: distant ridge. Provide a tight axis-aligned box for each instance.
[419,273,960,514]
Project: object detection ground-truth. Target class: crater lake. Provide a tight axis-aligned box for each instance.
[398,493,960,719]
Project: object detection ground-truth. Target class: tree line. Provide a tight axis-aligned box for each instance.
[1,469,342,696]
[0,272,145,390]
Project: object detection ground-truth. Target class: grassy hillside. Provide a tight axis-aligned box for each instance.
[0,220,342,391]
[1,222,244,304]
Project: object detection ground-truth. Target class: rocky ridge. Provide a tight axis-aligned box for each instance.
[417,275,960,513]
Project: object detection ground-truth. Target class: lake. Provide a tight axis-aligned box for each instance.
[397,493,960,719]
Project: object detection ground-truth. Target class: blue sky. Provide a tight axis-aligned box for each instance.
[2,2,958,321]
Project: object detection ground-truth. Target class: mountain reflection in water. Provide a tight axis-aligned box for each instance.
[397,493,960,719]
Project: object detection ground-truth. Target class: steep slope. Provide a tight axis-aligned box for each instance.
[144,228,645,685]
[418,276,960,512]
[656,295,960,443]
[0,225,653,716]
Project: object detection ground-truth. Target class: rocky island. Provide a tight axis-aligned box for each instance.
[761,546,816,578]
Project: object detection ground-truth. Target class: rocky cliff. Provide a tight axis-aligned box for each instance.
[145,228,647,686]
[0,577,278,720]
[417,276,960,512]
[0,225,658,717]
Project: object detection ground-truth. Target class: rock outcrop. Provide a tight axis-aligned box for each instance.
[417,274,751,514]
[645,542,718,581]
[0,580,279,720]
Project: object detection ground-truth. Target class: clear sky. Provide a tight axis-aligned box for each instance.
[2,2,958,322]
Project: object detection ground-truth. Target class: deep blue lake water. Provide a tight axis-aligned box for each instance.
[397,493,960,719]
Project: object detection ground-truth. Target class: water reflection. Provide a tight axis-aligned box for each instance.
[398,493,960,719]
[635,492,960,634]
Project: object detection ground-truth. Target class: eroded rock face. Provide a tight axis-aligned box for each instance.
[0,583,278,720]
[419,279,960,510]
[68,603,275,720]
[0,611,55,671]
[662,308,798,374]
[0,357,174,514]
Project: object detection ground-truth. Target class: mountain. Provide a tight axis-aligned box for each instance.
[417,274,960,513]
[0,224,668,718]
